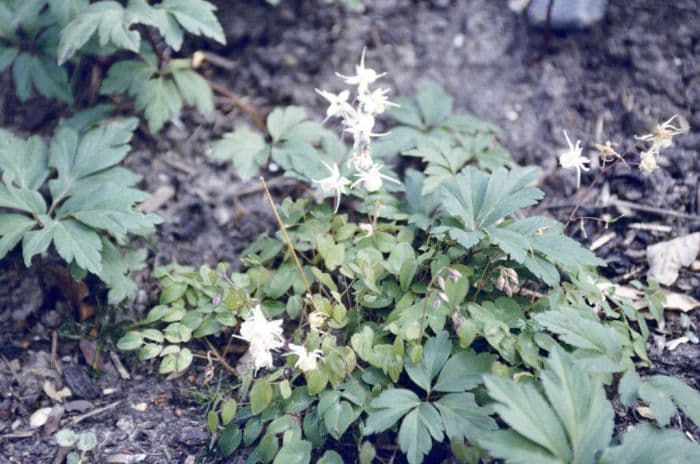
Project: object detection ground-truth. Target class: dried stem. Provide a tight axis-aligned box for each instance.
[260,177,319,317]
[204,337,238,377]
[209,80,267,133]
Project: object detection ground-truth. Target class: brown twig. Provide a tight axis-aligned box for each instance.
[69,401,122,425]
[209,80,267,133]
[203,337,238,377]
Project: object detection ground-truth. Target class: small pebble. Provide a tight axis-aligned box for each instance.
[65,400,94,413]
[29,407,52,428]
[177,426,209,446]
[527,0,608,30]
[131,402,148,412]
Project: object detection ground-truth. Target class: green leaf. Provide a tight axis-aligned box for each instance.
[267,106,309,143]
[317,450,343,464]
[0,129,48,190]
[210,129,268,181]
[0,214,36,260]
[117,331,144,350]
[22,217,57,267]
[99,240,147,304]
[398,403,444,464]
[534,306,624,362]
[221,399,238,425]
[100,59,155,96]
[638,375,700,428]
[250,378,274,415]
[599,423,700,464]
[172,67,215,119]
[218,424,242,457]
[433,350,496,393]
[58,0,141,64]
[481,348,615,464]
[438,166,542,231]
[135,77,183,133]
[52,219,103,275]
[404,331,451,392]
[415,82,453,128]
[364,388,420,435]
[11,53,32,101]
[154,0,225,45]
[272,439,311,464]
[434,392,497,442]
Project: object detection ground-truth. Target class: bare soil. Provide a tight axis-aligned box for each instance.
[1,0,699,462]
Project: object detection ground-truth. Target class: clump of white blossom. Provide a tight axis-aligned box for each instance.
[559,130,590,188]
[313,48,400,211]
[235,304,325,375]
[635,115,689,174]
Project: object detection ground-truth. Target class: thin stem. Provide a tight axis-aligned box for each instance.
[260,177,319,317]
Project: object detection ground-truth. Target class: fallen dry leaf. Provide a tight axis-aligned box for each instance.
[636,406,655,420]
[29,407,53,428]
[661,290,700,312]
[647,232,700,286]
[43,381,72,403]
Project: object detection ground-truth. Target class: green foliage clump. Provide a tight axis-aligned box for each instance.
[0,0,225,133]
[0,118,160,302]
[120,81,700,463]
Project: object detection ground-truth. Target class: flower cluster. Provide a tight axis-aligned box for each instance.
[236,304,325,374]
[635,115,688,174]
[313,49,400,211]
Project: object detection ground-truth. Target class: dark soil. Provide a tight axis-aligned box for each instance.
[1,0,699,462]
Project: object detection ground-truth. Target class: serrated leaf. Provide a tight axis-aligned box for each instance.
[404,331,451,392]
[638,375,700,428]
[100,59,155,96]
[22,217,57,266]
[171,67,214,119]
[434,392,497,442]
[135,77,183,133]
[99,239,147,304]
[52,219,103,274]
[154,0,225,45]
[433,350,496,393]
[415,82,453,128]
[58,0,141,64]
[398,403,444,464]
[439,166,542,231]
[534,306,624,361]
[0,214,36,260]
[209,129,269,181]
[267,106,308,143]
[364,388,420,435]
[599,423,700,464]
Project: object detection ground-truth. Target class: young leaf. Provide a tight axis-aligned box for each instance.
[434,392,497,442]
[432,350,496,393]
[171,67,215,119]
[135,77,183,133]
[404,331,451,392]
[364,388,420,435]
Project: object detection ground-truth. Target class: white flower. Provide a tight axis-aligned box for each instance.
[286,344,324,372]
[336,48,386,94]
[236,305,284,372]
[315,89,352,121]
[308,311,327,331]
[347,148,375,172]
[635,114,688,152]
[639,151,658,174]
[312,161,351,212]
[352,162,400,192]
[358,88,398,115]
[343,112,388,148]
[559,130,590,188]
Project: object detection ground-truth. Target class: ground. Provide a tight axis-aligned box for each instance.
[1,0,699,462]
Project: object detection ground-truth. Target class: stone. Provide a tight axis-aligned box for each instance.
[527,0,607,30]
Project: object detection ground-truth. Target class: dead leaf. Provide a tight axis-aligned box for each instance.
[29,407,53,428]
[661,290,700,312]
[647,232,700,286]
[666,336,690,351]
[79,340,106,372]
[43,381,72,403]
[636,406,655,420]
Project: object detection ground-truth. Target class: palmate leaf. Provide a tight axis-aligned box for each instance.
[10,52,72,102]
[0,130,49,190]
[598,423,700,464]
[398,403,444,464]
[0,213,36,260]
[153,0,225,47]
[622,375,700,428]
[57,1,141,65]
[486,216,605,286]
[434,393,497,442]
[210,129,269,181]
[100,238,147,304]
[135,77,183,133]
[49,119,139,200]
[534,306,625,364]
[480,348,614,464]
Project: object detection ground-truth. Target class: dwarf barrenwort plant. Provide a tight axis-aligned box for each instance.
[121,52,700,464]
